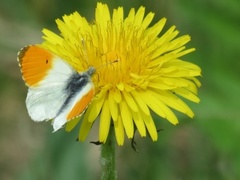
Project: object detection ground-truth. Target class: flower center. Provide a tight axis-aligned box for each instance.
[104,51,120,64]
[92,51,122,89]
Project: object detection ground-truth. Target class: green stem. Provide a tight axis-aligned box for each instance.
[100,125,116,180]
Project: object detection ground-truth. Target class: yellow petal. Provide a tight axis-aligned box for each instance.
[132,111,146,137]
[139,90,179,124]
[114,89,122,103]
[174,88,200,103]
[124,8,135,25]
[131,91,150,115]
[113,7,123,32]
[141,12,154,30]
[95,3,110,52]
[99,99,111,143]
[108,90,119,121]
[163,59,201,76]
[174,48,196,59]
[133,6,145,27]
[114,116,125,145]
[56,18,73,38]
[65,117,81,132]
[149,28,179,59]
[188,77,201,88]
[167,35,191,51]
[122,90,138,112]
[140,112,158,141]
[144,18,167,44]
[95,3,110,25]
[138,90,165,118]
[78,115,93,141]
[149,77,189,88]
[42,29,63,45]
[88,90,107,122]
[120,101,134,138]
[116,83,124,91]
[153,90,194,118]
[148,81,175,90]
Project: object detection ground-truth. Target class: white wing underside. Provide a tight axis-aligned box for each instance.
[52,83,93,131]
[26,58,77,131]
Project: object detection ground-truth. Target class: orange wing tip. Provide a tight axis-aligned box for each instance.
[17,45,43,63]
[18,45,55,87]
[17,46,30,65]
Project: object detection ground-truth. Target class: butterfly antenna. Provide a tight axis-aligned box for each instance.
[96,59,119,71]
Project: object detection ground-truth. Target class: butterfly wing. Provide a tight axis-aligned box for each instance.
[53,82,95,131]
[18,45,94,131]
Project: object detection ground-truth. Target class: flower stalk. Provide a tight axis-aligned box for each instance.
[100,125,116,180]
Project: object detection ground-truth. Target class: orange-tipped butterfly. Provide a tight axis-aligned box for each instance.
[18,45,95,131]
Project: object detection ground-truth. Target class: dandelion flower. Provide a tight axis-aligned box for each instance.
[41,3,201,145]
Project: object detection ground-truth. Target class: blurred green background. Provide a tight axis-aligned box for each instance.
[1,0,240,179]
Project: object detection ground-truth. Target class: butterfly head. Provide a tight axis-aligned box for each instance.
[86,66,96,77]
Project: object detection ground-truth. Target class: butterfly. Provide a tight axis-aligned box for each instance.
[18,45,95,131]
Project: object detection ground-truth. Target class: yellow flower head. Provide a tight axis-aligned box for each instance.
[42,3,201,145]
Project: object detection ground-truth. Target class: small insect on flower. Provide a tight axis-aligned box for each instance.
[18,3,201,146]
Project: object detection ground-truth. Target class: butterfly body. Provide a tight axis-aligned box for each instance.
[18,45,95,131]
